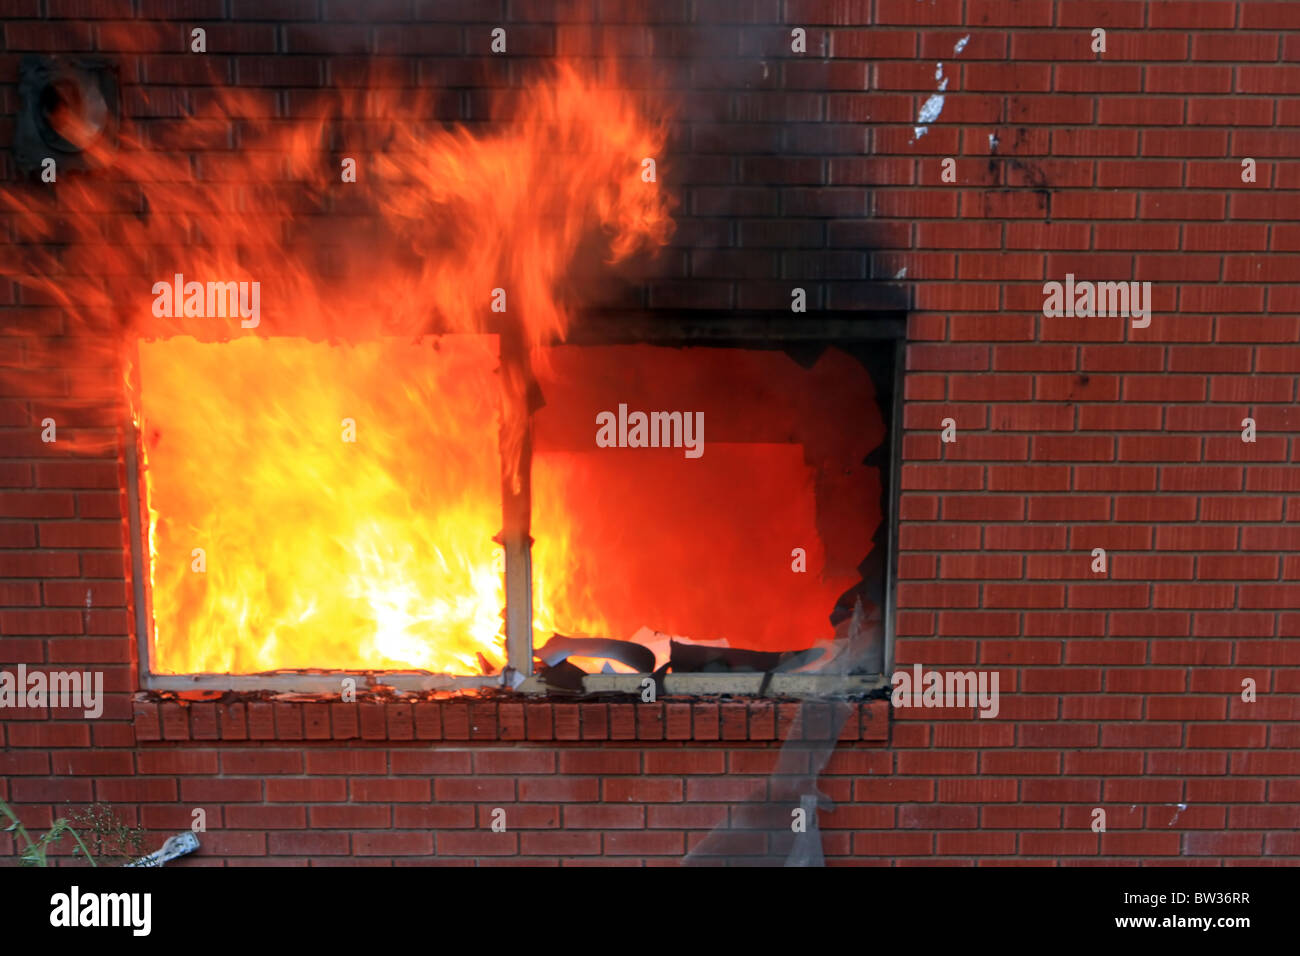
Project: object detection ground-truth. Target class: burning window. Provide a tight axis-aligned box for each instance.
[129,318,901,695]
[2,55,901,695]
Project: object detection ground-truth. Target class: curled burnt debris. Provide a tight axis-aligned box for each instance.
[139,592,886,708]
[135,601,886,711]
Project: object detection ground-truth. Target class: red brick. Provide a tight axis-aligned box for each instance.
[310,805,392,829]
[303,751,384,776]
[442,704,471,740]
[435,777,516,803]
[469,701,497,741]
[267,778,347,803]
[637,703,665,740]
[267,831,349,856]
[605,831,685,856]
[518,776,599,803]
[132,703,161,742]
[351,778,430,804]
[413,702,442,740]
[302,703,330,740]
[391,751,471,775]
[160,703,190,740]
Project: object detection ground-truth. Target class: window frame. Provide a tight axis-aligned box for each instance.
[127,312,904,697]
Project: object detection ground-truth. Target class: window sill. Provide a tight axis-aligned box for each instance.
[132,696,891,745]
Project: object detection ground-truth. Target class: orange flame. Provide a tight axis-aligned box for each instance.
[3,62,673,675]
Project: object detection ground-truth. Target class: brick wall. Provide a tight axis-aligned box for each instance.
[2,0,1300,865]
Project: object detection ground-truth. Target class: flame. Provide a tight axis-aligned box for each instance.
[139,335,509,674]
[3,61,673,675]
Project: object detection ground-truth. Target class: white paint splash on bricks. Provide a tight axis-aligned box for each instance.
[912,34,968,142]
[913,65,947,142]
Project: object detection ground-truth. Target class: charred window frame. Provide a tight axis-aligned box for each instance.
[127,312,904,697]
